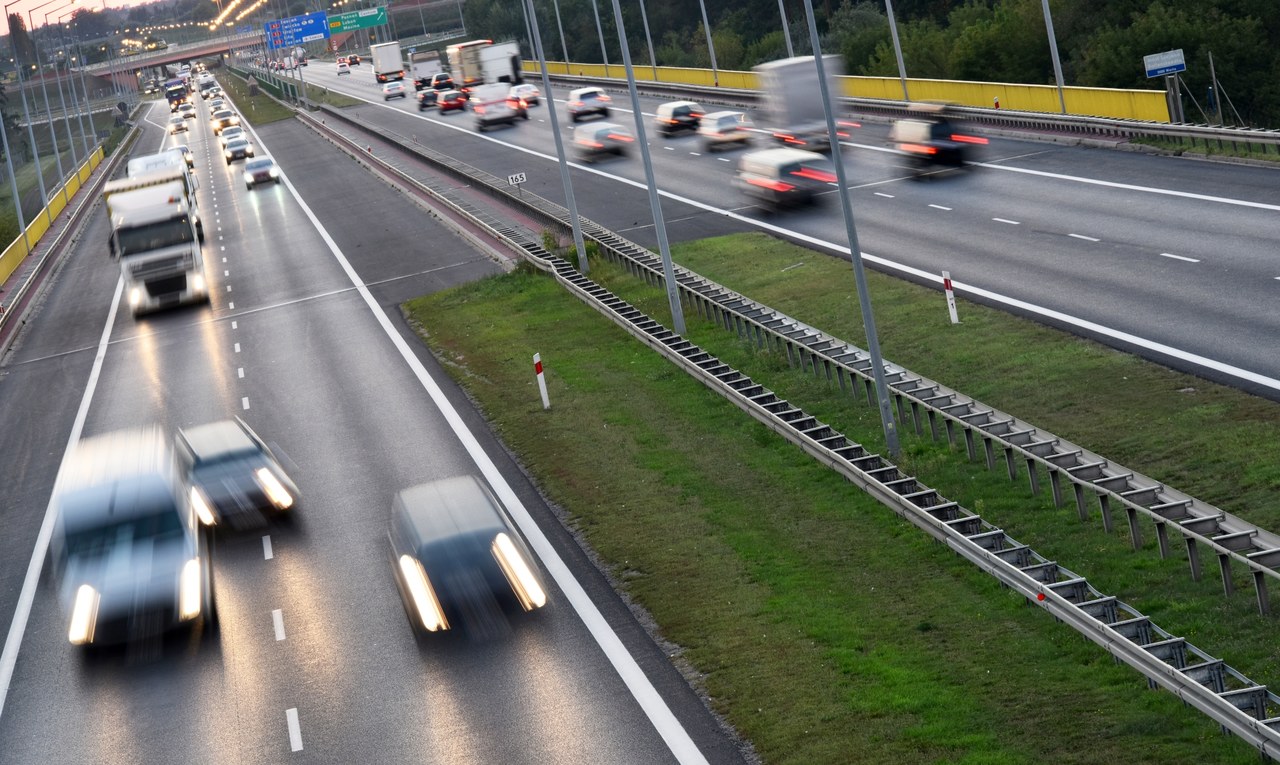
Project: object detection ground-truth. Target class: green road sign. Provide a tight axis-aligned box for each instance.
[329,7,387,34]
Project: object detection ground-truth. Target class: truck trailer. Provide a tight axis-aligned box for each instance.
[371,41,404,83]
[751,55,844,152]
[410,50,443,90]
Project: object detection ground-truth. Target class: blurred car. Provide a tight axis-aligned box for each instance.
[177,418,296,528]
[654,100,703,137]
[508,83,540,107]
[388,476,546,636]
[337,56,348,66]
[416,71,453,91]
[382,81,407,101]
[172,143,195,169]
[209,97,226,111]
[211,108,239,133]
[218,125,245,148]
[243,156,281,189]
[567,86,610,122]
[51,427,215,647]
[438,90,468,114]
[168,115,187,135]
[336,61,350,76]
[178,102,197,120]
[348,53,361,66]
[889,102,987,175]
[224,137,255,164]
[573,122,634,162]
[698,110,754,152]
[417,89,439,110]
[734,147,836,211]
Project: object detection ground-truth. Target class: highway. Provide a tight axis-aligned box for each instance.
[293,62,1280,396]
[0,91,744,763]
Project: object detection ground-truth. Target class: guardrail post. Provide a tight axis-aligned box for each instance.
[1098,493,1113,533]
[944,418,956,447]
[1154,521,1170,559]
[963,428,976,460]
[910,402,923,435]
[1252,571,1270,616]
[928,410,939,441]
[983,436,995,470]
[1186,537,1202,581]
[1004,446,1017,481]
[895,395,907,431]
[1074,484,1088,521]
[1027,459,1040,495]
[1126,506,1144,549]
[863,377,875,407]
[1050,469,1064,507]
[1217,553,1235,597]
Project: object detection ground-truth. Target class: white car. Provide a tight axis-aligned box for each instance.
[218,125,245,148]
[567,87,610,122]
[508,83,540,107]
[382,81,407,101]
[336,61,350,75]
[243,156,281,189]
[168,115,188,135]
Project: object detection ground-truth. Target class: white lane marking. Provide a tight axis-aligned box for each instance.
[234,343,241,353]
[241,397,250,410]
[972,161,1280,211]
[229,302,235,309]
[662,146,674,151]
[224,270,229,277]
[0,279,124,720]
[874,192,894,198]
[238,367,244,379]
[263,535,274,560]
[689,152,700,157]
[716,157,730,162]
[286,708,303,752]
[280,172,712,765]
[220,246,226,251]
[372,81,1280,396]
[1069,233,1100,242]
[272,609,286,641]
[929,204,951,211]
[232,321,238,329]
[222,257,227,263]
[1159,252,1200,263]
[992,218,1020,225]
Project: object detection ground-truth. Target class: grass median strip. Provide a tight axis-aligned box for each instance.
[403,237,1271,764]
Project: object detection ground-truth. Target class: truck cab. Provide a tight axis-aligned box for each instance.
[104,174,209,315]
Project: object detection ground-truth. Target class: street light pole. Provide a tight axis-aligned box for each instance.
[697,0,718,87]
[47,6,83,168]
[588,0,607,77]
[550,0,568,67]
[636,0,656,80]
[800,0,900,457]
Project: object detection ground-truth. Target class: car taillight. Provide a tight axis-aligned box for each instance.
[570,101,582,108]
[951,134,989,144]
[607,133,634,142]
[900,142,938,155]
[747,178,796,193]
[792,167,837,183]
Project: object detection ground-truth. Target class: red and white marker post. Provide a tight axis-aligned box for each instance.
[942,271,959,324]
[534,353,550,410]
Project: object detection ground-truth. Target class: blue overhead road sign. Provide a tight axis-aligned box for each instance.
[265,11,329,50]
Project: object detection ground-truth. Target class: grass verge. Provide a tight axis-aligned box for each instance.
[403,234,1277,765]
[219,70,296,124]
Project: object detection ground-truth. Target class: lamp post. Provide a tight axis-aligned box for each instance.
[636,0,656,80]
[46,5,84,168]
[549,0,569,66]
[588,0,607,77]
[27,0,78,193]
[55,6,93,157]
[697,0,718,87]
[5,0,53,225]
[1,110,33,262]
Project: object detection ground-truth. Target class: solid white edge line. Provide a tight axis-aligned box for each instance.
[928,204,951,211]
[1068,233,1100,242]
[992,218,1020,225]
[278,169,711,765]
[285,707,302,751]
[0,278,124,720]
[1159,252,1200,263]
[263,535,274,560]
[272,609,286,641]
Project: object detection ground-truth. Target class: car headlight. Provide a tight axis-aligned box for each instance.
[255,467,293,509]
[128,287,142,307]
[68,584,100,645]
[191,273,206,294]
[268,168,279,178]
[243,171,253,185]
[178,558,202,621]
[398,555,448,631]
[492,532,546,611]
[224,151,232,159]
[191,486,217,526]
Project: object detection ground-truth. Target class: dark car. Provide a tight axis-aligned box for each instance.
[573,122,634,162]
[417,89,438,110]
[654,100,703,137]
[242,156,281,189]
[177,418,298,530]
[348,54,361,66]
[889,103,987,175]
[223,137,255,165]
[438,90,468,114]
[389,476,547,637]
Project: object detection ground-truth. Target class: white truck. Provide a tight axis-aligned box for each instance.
[410,50,443,90]
[103,174,208,315]
[752,55,844,153]
[471,82,521,132]
[128,149,204,242]
[448,40,522,89]
[371,41,404,83]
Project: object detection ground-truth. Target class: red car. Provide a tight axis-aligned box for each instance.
[438,90,468,114]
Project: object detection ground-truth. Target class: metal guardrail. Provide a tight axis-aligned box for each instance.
[297,104,1280,756]
[544,73,1280,156]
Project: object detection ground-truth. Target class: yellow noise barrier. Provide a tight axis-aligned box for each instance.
[0,146,105,288]
[528,62,1169,123]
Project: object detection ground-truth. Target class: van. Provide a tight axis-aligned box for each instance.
[734,148,837,211]
[888,103,987,174]
[472,83,520,132]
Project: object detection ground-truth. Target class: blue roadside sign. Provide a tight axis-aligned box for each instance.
[1143,49,1186,79]
[265,11,330,50]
